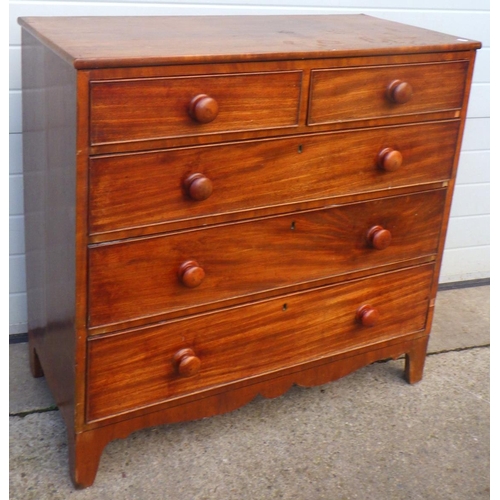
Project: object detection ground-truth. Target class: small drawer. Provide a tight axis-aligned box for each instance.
[86,263,433,421]
[90,71,302,146]
[308,61,468,126]
[87,189,445,328]
[89,121,459,236]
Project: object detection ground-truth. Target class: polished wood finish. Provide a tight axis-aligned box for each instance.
[89,121,459,238]
[177,260,206,289]
[21,29,81,436]
[18,15,480,68]
[74,334,432,486]
[183,173,213,201]
[19,15,479,488]
[386,80,413,104]
[356,304,380,327]
[87,264,433,422]
[189,94,219,124]
[367,225,392,250]
[308,61,468,125]
[173,348,202,377]
[90,71,302,145]
[377,147,403,171]
[88,190,446,329]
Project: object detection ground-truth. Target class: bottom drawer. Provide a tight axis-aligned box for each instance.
[86,264,434,421]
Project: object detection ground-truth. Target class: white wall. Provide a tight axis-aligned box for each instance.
[8,1,490,335]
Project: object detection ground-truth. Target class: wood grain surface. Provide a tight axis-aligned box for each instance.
[88,189,446,328]
[18,15,480,68]
[308,60,468,125]
[89,121,459,236]
[18,14,479,488]
[87,264,433,421]
[90,71,302,145]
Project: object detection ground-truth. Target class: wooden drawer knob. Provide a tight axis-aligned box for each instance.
[356,305,379,327]
[386,80,413,104]
[178,260,205,288]
[367,225,392,250]
[184,173,213,201]
[173,348,201,377]
[189,94,219,123]
[377,148,403,171]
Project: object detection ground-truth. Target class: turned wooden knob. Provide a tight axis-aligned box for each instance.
[184,173,213,201]
[189,94,219,123]
[367,225,392,250]
[356,305,379,327]
[386,80,413,104]
[173,348,201,377]
[377,148,403,172]
[178,260,205,288]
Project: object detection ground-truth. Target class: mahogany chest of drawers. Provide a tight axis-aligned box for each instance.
[19,15,480,487]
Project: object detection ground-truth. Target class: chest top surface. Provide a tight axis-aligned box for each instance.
[18,14,480,69]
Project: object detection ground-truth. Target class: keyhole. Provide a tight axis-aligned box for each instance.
[291,221,296,230]
[298,145,303,153]
[282,303,288,311]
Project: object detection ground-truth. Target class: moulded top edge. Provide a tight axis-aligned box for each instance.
[18,14,481,70]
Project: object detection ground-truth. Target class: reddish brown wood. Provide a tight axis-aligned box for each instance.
[308,61,468,126]
[404,335,429,384]
[90,71,302,145]
[184,173,213,201]
[17,15,480,69]
[88,50,472,82]
[87,264,433,421]
[89,121,459,238]
[189,94,219,123]
[386,80,413,104]
[68,429,108,489]
[88,190,446,328]
[28,338,44,378]
[377,147,403,172]
[74,70,93,432]
[21,29,80,432]
[177,260,206,288]
[75,334,427,487]
[427,52,479,309]
[367,225,392,250]
[173,348,202,377]
[19,15,479,488]
[355,304,380,327]
[82,50,475,156]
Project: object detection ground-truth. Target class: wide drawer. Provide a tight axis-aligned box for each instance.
[90,71,302,146]
[88,189,445,328]
[89,121,459,236]
[86,263,434,421]
[308,61,468,126]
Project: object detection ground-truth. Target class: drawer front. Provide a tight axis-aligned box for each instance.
[90,71,302,145]
[89,121,459,236]
[88,190,445,328]
[86,264,433,421]
[308,61,468,126]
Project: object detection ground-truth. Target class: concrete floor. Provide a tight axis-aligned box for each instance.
[9,285,489,499]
